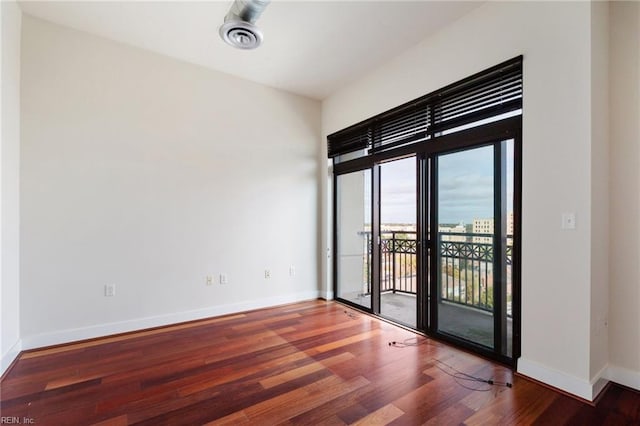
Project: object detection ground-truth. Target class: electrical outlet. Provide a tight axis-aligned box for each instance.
[264,270,271,279]
[104,284,116,297]
[219,273,228,285]
[206,275,213,286]
[289,266,296,277]
[561,212,576,230]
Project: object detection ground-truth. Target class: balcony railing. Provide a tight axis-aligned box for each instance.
[359,230,512,315]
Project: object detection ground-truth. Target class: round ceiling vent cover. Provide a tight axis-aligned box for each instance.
[219,21,263,50]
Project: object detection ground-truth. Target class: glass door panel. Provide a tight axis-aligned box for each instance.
[436,146,495,348]
[379,157,417,327]
[336,170,372,310]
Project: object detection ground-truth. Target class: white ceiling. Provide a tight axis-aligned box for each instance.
[18,1,482,100]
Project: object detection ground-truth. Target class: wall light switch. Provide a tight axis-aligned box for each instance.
[105,284,116,297]
[206,276,213,286]
[561,213,576,230]
[219,274,228,284]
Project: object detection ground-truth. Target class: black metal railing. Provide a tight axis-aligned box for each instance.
[358,230,512,314]
[381,231,417,294]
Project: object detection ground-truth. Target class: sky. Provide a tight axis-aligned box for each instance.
[436,146,494,224]
[378,141,514,225]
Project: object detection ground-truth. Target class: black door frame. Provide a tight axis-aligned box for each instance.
[333,116,522,366]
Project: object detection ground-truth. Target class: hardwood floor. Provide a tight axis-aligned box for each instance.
[1,300,638,425]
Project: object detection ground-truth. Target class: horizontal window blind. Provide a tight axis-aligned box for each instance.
[371,103,430,153]
[327,123,371,158]
[327,56,522,161]
[431,63,522,133]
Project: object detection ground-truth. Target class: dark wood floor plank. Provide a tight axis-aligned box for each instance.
[351,403,404,425]
[244,375,370,424]
[419,400,476,426]
[1,300,639,426]
[90,415,129,426]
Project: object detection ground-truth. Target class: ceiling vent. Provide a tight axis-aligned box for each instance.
[219,0,271,50]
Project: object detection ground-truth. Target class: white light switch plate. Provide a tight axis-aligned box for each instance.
[105,284,116,297]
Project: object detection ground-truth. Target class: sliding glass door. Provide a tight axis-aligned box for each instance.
[335,169,372,310]
[435,146,495,347]
[430,139,515,358]
[333,136,518,363]
[379,157,417,328]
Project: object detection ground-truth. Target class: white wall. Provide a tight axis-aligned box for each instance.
[322,1,609,400]
[589,0,609,393]
[20,16,321,348]
[608,0,640,390]
[1,0,22,375]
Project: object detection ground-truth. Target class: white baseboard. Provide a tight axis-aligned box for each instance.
[1,339,22,376]
[21,290,321,350]
[518,357,608,401]
[605,364,640,391]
